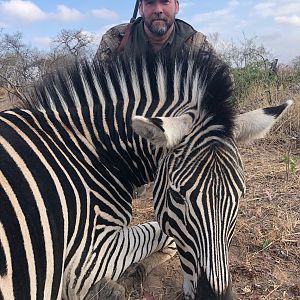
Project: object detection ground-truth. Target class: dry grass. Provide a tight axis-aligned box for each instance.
[231,141,300,300]
[237,85,300,140]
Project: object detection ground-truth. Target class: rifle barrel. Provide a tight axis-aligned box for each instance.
[130,0,139,23]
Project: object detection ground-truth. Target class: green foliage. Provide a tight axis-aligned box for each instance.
[262,239,272,250]
[231,60,276,104]
[283,154,300,174]
[215,35,299,109]
[291,56,300,84]
[292,56,300,69]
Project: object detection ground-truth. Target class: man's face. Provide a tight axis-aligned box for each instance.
[139,0,179,37]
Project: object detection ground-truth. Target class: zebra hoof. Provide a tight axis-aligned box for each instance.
[84,278,126,300]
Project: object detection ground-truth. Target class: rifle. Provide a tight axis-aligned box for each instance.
[117,0,139,52]
[130,0,140,23]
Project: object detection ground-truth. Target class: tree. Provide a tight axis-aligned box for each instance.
[208,33,279,105]
[0,31,44,102]
[0,29,97,105]
[209,33,272,69]
[38,29,97,79]
[51,29,95,60]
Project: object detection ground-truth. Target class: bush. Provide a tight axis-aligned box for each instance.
[231,60,277,106]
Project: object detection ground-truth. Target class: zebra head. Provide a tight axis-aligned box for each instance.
[132,51,293,299]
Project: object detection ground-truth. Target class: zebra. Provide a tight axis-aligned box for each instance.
[0,48,292,300]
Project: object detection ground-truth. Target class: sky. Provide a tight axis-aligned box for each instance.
[0,0,299,64]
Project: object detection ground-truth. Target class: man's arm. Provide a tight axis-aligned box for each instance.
[95,23,128,61]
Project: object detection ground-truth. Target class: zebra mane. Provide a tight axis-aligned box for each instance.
[26,48,234,135]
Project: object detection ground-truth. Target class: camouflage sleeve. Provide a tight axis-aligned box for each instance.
[95,23,129,61]
[189,32,215,53]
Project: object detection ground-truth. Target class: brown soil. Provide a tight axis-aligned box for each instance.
[131,140,300,300]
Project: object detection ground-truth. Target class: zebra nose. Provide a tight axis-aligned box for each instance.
[194,274,235,300]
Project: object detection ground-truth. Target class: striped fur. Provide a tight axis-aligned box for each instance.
[0,48,288,300]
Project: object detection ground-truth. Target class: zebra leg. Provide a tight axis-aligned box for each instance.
[83,278,125,300]
[117,240,176,295]
[84,222,176,300]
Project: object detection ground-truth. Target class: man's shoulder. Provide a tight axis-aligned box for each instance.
[95,18,144,60]
[174,19,212,50]
[174,19,196,38]
[104,23,129,37]
[95,23,129,60]
[175,19,205,41]
[189,31,208,46]
[188,32,215,52]
[100,23,129,48]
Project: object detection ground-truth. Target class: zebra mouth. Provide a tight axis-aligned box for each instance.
[193,273,234,300]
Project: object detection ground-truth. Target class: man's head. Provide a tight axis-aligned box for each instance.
[139,0,179,37]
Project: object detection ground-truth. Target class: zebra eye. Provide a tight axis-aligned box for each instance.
[169,189,185,204]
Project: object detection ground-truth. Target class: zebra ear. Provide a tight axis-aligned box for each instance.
[234,100,293,144]
[132,115,193,148]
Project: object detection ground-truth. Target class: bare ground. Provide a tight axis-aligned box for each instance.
[131,140,300,300]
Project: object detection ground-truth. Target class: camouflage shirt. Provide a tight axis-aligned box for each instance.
[95,17,213,61]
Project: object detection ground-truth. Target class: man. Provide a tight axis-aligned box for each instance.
[95,0,213,61]
[96,0,213,198]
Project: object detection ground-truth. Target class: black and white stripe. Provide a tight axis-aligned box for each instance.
[0,48,290,300]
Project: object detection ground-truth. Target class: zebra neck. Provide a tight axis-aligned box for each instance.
[59,106,162,190]
[94,132,162,190]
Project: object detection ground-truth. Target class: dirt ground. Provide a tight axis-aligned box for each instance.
[131,140,300,300]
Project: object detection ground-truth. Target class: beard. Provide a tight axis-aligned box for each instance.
[144,15,175,36]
